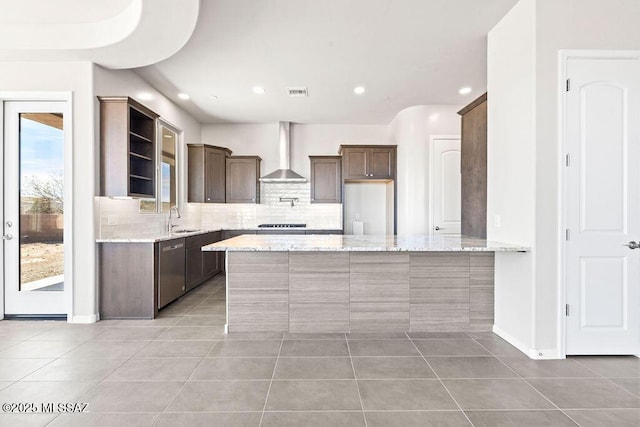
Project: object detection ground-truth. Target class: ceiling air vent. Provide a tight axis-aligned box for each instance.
[287,87,308,97]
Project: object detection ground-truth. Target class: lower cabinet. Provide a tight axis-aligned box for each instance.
[99,242,157,319]
[99,232,224,319]
[221,230,258,239]
[185,231,222,292]
[185,244,203,292]
[99,229,347,319]
[203,232,222,278]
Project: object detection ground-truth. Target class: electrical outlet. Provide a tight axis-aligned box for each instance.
[494,214,501,228]
[107,215,119,226]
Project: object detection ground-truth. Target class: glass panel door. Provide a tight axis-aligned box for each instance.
[19,113,65,291]
[138,121,179,214]
[159,124,178,213]
[4,101,68,316]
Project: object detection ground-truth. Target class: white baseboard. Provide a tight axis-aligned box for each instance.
[492,325,564,360]
[530,347,563,360]
[68,314,98,324]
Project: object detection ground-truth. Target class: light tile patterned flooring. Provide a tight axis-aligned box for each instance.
[0,275,638,426]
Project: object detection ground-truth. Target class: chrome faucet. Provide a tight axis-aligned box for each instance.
[168,205,181,233]
[279,197,299,207]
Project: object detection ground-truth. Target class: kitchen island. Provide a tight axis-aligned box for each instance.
[203,235,528,333]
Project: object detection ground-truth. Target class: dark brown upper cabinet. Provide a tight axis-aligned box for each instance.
[225,156,262,203]
[459,93,488,239]
[309,156,342,203]
[187,144,232,203]
[339,145,396,181]
[99,96,159,198]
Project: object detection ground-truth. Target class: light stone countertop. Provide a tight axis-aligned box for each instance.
[95,227,342,243]
[96,228,224,243]
[202,234,530,252]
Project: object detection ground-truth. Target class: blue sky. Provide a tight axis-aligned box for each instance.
[20,117,64,186]
[162,162,171,202]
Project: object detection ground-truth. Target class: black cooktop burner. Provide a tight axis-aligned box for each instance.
[257,224,307,228]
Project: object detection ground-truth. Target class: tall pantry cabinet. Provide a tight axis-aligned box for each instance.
[458,93,488,239]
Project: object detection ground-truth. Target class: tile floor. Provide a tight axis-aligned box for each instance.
[0,275,638,426]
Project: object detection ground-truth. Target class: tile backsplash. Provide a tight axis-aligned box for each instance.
[96,197,156,239]
[96,183,342,239]
[199,183,342,229]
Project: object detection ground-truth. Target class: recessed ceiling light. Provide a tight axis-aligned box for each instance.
[138,92,153,101]
[458,86,472,95]
[353,86,366,95]
[178,93,190,100]
[211,95,218,99]
[253,86,265,95]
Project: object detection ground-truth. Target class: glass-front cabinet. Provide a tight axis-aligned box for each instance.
[158,121,179,213]
[140,120,180,213]
[99,97,181,214]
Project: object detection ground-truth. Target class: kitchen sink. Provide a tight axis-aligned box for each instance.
[172,229,202,234]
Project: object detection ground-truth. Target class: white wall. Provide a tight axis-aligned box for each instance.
[344,182,393,234]
[291,125,390,178]
[200,123,388,231]
[533,0,640,353]
[0,63,202,322]
[201,123,389,179]
[202,114,461,236]
[94,65,202,218]
[94,66,201,143]
[388,105,461,234]
[488,0,640,357]
[487,0,536,353]
[0,62,96,322]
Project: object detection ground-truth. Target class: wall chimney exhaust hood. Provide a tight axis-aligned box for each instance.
[259,121,307,183]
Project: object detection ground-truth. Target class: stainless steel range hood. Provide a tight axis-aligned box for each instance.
[259,121,307,183]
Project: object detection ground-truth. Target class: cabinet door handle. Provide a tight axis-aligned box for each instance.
[163,243,184,251]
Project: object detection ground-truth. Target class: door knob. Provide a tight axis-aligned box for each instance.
[624,241,640,249]
[435,226,441,231]
[2,234,13,240]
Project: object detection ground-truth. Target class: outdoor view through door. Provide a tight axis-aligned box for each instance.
[19,113,64,292]
[4,100,67,316]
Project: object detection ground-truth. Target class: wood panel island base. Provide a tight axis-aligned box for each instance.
[204,235,528,333]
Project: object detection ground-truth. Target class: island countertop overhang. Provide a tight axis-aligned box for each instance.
[202,234,529,252]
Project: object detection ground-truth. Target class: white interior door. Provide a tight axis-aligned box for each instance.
[565,58,640,355]
[431,138,461,235]
[3,101,68,316]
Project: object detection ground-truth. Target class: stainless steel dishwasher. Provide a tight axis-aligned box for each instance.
[158,238,186,308]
